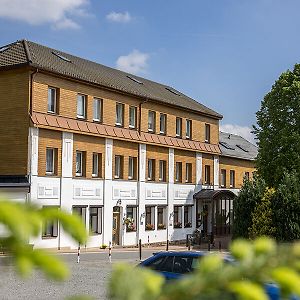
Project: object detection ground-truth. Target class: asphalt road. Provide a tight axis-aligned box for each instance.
[0,249,156,300]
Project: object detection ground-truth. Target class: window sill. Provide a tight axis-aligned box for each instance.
[46,172,56,176]
[77,116,86,120]
[129,125,136,130]
[126,230,137,233]
[47,111,57,115]
[115,123,124,127]
[93,119,102,123]
[173,227,183,229]
[157,227,166,230]
[89,232,102,236]
[42,236,57,239]
[145,229,155,231]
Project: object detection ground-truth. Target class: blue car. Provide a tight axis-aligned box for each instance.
[139,251,299,300]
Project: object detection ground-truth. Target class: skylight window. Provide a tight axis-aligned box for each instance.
[52,51,71,62]
[127,75,143,84]
[220,141,235,150]
[165,87,180,96]
[0,46,10,53]
[236,144,249,152]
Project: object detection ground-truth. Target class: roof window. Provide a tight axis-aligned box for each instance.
[52,51,71,62]
[220,141,235,150]
[236,144,249,152]
[127,75,143,84]
[165,87,181,96]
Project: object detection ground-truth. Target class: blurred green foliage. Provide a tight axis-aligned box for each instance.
[0,196,87,280]
[109,237,300,300]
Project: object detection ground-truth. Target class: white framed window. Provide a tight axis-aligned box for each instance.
[205,124,211,143]
[148,111,156,132]
[92,153,102,178]
[244,171,250,180]
[221,169,226,187]
[73,206,87,227]
[126,206,137,232]
[175,162,182,183]
[145,206,155,230]
[93,98,102,122]
[159,160,166,182]
[230,170,235,188]
[159,113,166,135]
[77,94,86,119]
[147,159,155,181]
[185,163,192,183]
[184,206,193,228]
[114,155,123,179]
[76,151,83,176]
[46,148,55,175]
[116,103,124,126]
[173,205,182,228]
[129,106,137,129]
[47,87,57,113]
[204,165,211,184]
[157,206,166,230]
[128,156,135,179]
[89,206,102,234]
[176,117,182,137]
[186,119,192,139]
[42,206,58,238]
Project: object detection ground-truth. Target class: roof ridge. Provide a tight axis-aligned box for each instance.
[22,39,32,64]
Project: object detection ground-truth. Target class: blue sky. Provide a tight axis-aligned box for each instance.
[1,0,300,143]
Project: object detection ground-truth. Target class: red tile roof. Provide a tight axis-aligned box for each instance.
[31,112,221,155]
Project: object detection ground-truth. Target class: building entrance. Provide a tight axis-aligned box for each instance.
[112,206,121,245]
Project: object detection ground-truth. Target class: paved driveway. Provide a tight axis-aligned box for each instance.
[0,250,156,300]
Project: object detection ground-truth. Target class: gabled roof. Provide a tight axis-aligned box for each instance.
[219,131,258,161]
[0,40,222,119]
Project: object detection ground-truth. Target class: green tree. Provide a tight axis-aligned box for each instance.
[273,172,300,241]
[249,188,276,238]
[233,175,266,239]
[0,196,87,280]
[253,64,300,187]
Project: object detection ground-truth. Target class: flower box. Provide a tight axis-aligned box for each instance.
[145,223,155,230]
[174,222,182,228]
[157,223,166,230]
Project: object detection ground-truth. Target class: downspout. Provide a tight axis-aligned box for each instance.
[137,98,148,245]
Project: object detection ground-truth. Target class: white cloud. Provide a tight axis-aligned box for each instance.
[0,0,89,29]
[220,124,256,144]
[116,50,149,75]
[106,11,131,23]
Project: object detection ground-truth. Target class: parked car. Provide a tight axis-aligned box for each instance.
[139,251,299,300]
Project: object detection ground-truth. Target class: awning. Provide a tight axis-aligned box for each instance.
[193,189,236,200]
[0,175,30,190]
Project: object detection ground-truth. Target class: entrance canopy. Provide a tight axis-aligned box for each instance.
[194,189,236,236]
[193,189,236,201]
